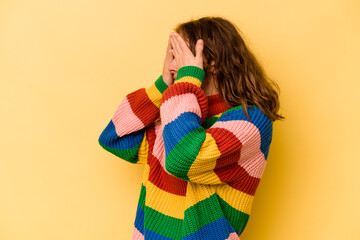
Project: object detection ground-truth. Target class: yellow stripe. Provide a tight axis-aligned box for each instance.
[145,82,162,108]
[214,112,223,118]
[143,174,186,219]
[137,130,149,165]
[188,133,223,184]
[174,76,202,88]
[216,184,254,215]
[184,183,217,209]
[142,163,151,184]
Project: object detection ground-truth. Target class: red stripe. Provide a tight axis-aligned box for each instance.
[208,127,261,195]
[127,88,160,126]
[227,171,261,196]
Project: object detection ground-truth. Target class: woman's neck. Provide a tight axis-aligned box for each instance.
[201,75,218,96]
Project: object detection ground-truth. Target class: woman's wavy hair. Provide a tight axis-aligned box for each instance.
[173,16,285,122]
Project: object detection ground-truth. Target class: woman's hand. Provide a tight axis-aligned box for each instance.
[162,37,175,86]
[169,32,204,70]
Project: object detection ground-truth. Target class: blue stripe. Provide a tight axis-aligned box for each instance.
[183,216,239,240]
[162,111,203,157]
[98,119,145,150]
[144,229,177,240]
[134,203,145,235]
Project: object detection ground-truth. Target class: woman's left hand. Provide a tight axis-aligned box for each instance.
[169,32,204,70]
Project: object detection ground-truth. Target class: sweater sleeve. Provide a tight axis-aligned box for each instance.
[160,66,271,185]
[98,74,169,164]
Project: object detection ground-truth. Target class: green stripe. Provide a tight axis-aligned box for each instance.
[216,194,250,234]
[138,184,146,210]
[223,104,258,114]
[220,104,258,119]
[182,194,225,235]
[98,140,141,164]
[175,66,205,82]
[155,75,169,94]
[144,205,183,240]
[202,116,219,129]
[165,127,206,181]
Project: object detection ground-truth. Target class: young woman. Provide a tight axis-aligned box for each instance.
[98,16,284,240]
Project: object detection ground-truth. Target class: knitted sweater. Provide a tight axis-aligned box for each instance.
[98,65,273,240]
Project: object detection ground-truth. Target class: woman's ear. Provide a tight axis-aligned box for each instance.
[209,60,216,73]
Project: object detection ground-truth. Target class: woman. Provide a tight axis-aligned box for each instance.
[98,16,284,240]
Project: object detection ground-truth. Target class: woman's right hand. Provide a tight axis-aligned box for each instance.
[162,36,175,87]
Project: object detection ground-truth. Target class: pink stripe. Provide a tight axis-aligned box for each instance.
[132,225,144,240]
[212,120,266,178]
[160,93,202,125]
[240,152,267,178]
[225,232,240,240]
[112,97,145,137]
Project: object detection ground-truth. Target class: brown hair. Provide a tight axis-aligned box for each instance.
[173,16,285,122]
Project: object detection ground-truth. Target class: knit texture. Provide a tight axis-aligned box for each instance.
[98,65,273,240]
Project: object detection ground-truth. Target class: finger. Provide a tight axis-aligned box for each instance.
[170,48,174,59]
[167,39,173,53]
[166,39,170,54]
[170,35,181,58]
[170,47,176,64]
[173,32,189,53]
[170,37,177,57]
[195,39,204,59]
[167,49,173,60]
[165,40,172,60]
[169,36,177,58]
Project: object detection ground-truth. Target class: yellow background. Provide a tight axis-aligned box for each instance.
[1,0,359,239]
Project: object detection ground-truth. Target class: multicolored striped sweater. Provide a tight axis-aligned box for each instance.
[98,65,273,240]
